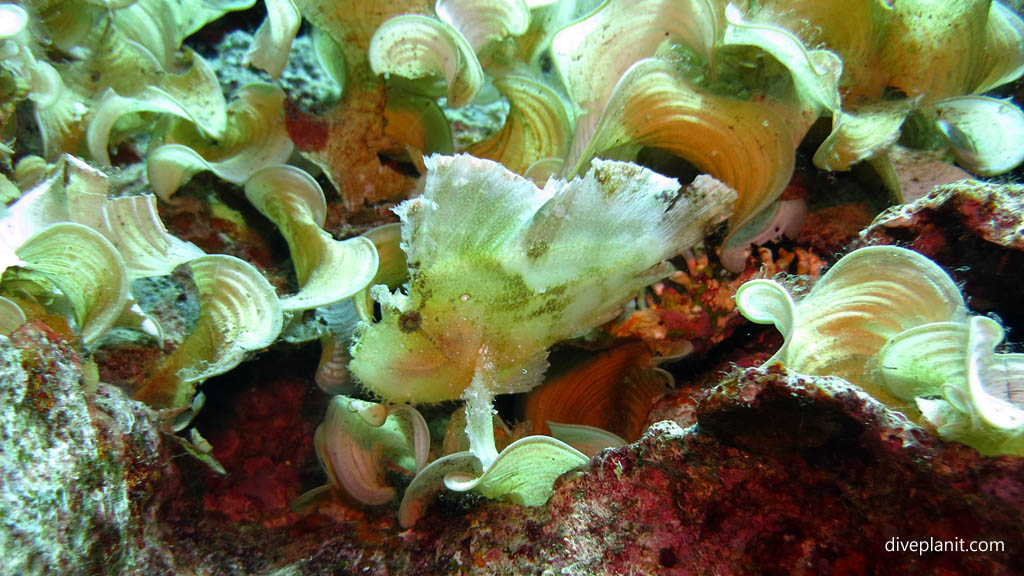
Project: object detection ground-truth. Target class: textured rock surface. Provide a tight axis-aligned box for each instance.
[0,325,173,575]
[210,30,343,113]
[145,361,1024,575]
[3,324,1024,575]
[858,179,1024,334]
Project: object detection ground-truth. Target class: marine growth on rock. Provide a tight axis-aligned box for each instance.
[1,0,1022,558]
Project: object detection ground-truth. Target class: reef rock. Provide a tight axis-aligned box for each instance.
[183,364,1023,575]
[0,325,173,574]
[858,179,1024,333]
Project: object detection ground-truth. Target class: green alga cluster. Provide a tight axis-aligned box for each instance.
[0,1,377,420]
[0,0,736,519]
[300,0,1024,268]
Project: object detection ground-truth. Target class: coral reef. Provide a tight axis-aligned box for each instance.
[2,0,1024,573]
[11,347,1020,574]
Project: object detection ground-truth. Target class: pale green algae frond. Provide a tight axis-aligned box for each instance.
[305,0,1024,520]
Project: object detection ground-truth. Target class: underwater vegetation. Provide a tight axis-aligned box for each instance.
[1,0,1024,558]
[339,0,1024,268]
[737,245,1024,456]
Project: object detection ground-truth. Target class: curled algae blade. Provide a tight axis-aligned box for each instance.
[435,0,531,53]
[13,222,129,346]
[369,14,484,108]
[0,296,28,336]
[87,51,228,166]
[314,395,429,506]
[551,0,720,122]
[135,254,283,409]
[467,75,572,176]
[315,222,405,393]
[934,96,1024,176]
[147,83,294,202]
[877,317,1024,431]
[352,222,406,324]
[736,245,1024,456]
[877,321,976,404]
[245,0,302,79]
[244,165,379,312]
[522,342,671,442]
[63,155,205,279]
[735,246,966,401]
[564,58,795,241]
